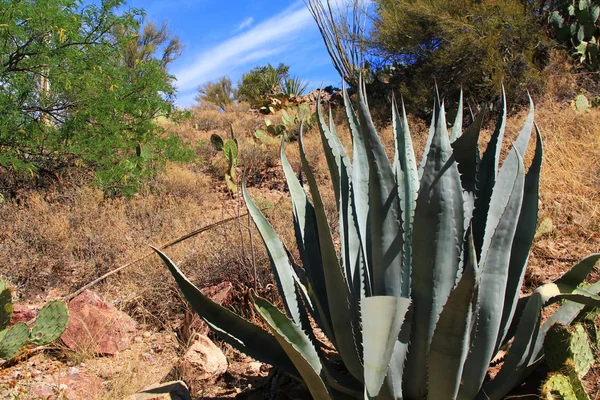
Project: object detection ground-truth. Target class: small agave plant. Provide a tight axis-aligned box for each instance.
[154,83,600,399]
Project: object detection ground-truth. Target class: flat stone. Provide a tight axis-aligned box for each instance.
[61,290,137,355]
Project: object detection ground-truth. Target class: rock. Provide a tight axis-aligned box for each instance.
[29,369,102,400]
[10,304,37,325]
[183,282,233,340]
[181,334,227,392]
[61,290,137,355]
[127,380,192,400]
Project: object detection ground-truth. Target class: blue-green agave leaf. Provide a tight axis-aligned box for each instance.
[362,296,411,399]
[459,147,525,399]
[406,98,465,399]
[242,182,306,328]
[280,140,334,343]
[450,89,464,142]
[344,87,371,295]
[298,132,364,382]
[428,229,479,400]
[472,88,507,257]
[356,80,404,297]
[152,247,298,377]
[451,111,484,194]
[392,96,418,295]
[254,296,331,400]
[496,123,542,350]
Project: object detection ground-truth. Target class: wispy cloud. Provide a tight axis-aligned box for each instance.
[172,3,314,98]
[236,17,254,32]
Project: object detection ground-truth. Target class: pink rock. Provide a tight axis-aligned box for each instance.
[30,369,103,400]
[10,305,37,325]
[61,290,137,355]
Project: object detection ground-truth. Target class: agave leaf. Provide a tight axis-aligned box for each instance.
[418,86,441,179]
[316,100,364,301]
[151,247,298,377]
[254,296,331,400]
[472,88,507,257]
[459,147,525,399]
[280,140,334,343]
[450,89,464,142]
[298,131,364,382]
[344,87,372,295]
[243,182,307,329]
[482,272,600,400]
[428,229,479,400]
[392,96,418,295]
[497,124,542,350]
[451,111,484,194]
[355,81,404,297]
[361,296,411,399]
[406,98,465,399]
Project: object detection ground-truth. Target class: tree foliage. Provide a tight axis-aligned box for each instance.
[369,0,552,113]
[0,0,193,195]
[195,76,236,111]
[236,63,290,107]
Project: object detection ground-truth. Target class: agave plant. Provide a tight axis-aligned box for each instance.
[154,83,600,399]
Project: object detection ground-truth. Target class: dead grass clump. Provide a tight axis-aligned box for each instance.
[154,164,210,199]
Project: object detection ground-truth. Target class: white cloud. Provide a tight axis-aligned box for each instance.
[172,3,314,95]
[236,17,254,31]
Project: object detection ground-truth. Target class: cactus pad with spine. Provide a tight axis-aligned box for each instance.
[0,280,13,330]
[541,361,590,400]
[0,322,30,360]
[30,300,69,345]
[544,322,595,378]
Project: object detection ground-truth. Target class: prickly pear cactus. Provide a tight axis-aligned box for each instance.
[30,301,69,346]
[541,361,591,400]
[544,322,595,378]
[0,322,30,360]
[0,280,13,330]
[0,279,70,360]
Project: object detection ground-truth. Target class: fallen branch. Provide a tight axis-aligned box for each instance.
[63,213,249,301]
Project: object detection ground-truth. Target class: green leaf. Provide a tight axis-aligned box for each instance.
[459,147,525,399]
[254,296,331,400]
[392,96,419,296]
[361,296,411,399]
[406,97,465,399]
[497,123,542,350]
[428,230,479,400]
[152,247,299,377]
[472,87,506,257]
[242,183,306,327]
[450,89,464,142]
[355,80,404,297]
[280,140,334,343]
[298,131,364,382]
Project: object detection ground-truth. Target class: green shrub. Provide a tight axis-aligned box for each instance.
[368,0,551,114]
[0,0,191,196]
[155,84,600,399]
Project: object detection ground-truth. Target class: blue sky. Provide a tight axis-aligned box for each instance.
[125,0,343,108]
